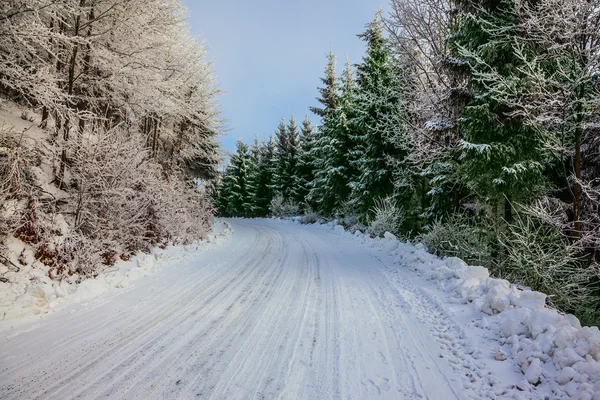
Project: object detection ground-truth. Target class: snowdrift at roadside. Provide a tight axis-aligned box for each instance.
[0,220,232,321]
[322,221,600,399]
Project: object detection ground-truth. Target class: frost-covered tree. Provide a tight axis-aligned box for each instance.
[285,115,300,201]
[272,116,300,201]
[309,49,338,118]
[295,116,316,208]
[447,0,550,218]
[218,140,250,217]
[272,118,289,197]
[246,137,275,216]
[309,58,358,216]
[348,13,409,218]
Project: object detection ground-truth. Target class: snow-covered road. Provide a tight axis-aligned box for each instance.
[0,219,500,399]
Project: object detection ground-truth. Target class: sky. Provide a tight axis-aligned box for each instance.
[182,0,389,153]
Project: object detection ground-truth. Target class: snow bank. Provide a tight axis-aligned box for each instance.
[321,221,600,399]
[0,219,233,321]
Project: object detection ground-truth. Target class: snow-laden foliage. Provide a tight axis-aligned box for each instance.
[0,0,220,278]
[269,195,300,218]
[497,208,597,322]
[368,197,403,237]
[420,213,493,268]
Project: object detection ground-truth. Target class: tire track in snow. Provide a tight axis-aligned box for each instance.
[0,219,490,399]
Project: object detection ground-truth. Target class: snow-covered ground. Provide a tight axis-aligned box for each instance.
[0,219,598,399]
[0,220,232,321]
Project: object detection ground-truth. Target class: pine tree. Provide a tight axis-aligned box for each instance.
[286,115,300,201]
[222,140,250,217]
[273,118,289,197]
[309,58,357,216]
[245,136,262,216]
[446,0,548,218]
[296,116,316,208]
[247,137,276,216]
[309,49,338,117]
[348,13,407,218]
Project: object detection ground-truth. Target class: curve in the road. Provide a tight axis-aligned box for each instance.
[0,219,491,400]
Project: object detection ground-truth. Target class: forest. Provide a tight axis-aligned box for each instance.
[0,1,221,279]
[214,0,600,325]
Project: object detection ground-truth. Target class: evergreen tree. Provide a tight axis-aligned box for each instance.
[245,136,262,216]
[309,59,357,216]
[309,49,338,117]
[446,0,548,218]
[249,137,276,216]
[273,118,289,197]
[286,115,301,201]
[296,115,316,208]
[272,116,300,202]
[221,140,250,217]
[348,13,407,218]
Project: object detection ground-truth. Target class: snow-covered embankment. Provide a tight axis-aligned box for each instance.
[0,220,232,321]
[321,220,600,399]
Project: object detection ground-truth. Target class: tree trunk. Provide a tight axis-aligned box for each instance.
[58,0,86,189]
[40,106,49,128]
[573,128,582,239]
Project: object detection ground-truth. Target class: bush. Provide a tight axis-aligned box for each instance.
[498,210,598,325]
[420,212,492,267]
[269,195,299,217]
[368,197,403,237]
[299,207,318,224]
[2,125,214,280]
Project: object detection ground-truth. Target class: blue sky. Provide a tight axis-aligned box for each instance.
[182,0,389,153]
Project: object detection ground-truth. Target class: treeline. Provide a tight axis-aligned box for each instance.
[216,1,600,326]
[0,1,221,278]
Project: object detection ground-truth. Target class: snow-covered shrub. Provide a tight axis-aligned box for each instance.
[300,207,318,224]
[0,125,36,199]
[420,213,492,267]
[498,210,598,324]
[269,195,300,217]
[368,197,403,237]
[0,126,38,247]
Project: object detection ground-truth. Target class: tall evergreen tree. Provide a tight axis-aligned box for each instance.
[309,58,357,216]
[251,138,277,216]
[220,140,250,217]
[273,118,289,197]
[246,136,262,216]
[446,0,548,218]
[309,49,339,117]
[348,13,407,217]
[286,115,301,201]
[296,116,316,208]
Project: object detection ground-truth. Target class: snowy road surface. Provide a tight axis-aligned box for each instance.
[0,219,499,399]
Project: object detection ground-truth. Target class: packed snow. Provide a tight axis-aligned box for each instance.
[320,220,600,399]
[0,220,232,321]
[1,218,599,399]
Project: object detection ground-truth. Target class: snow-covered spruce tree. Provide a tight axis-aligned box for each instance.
[272,116,300,203]
[220,140,250,217]
[285,115,300,202]
[309,58,357,216]
[295,116,316,209]
[309,48,338,118]
[447,0,549,219]
[348,13,413,222]
[245,136,262,217]
[246,136,277,217]
[460,0,600,253]
[272,117,289,198]
[255,138,277,216]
